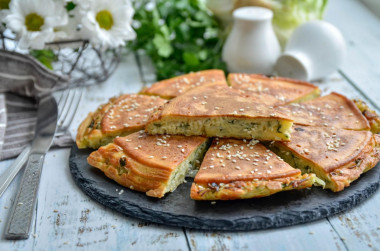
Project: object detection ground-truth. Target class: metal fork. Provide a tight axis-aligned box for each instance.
[0,87,84,197]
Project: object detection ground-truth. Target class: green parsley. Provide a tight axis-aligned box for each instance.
[129,0,227,80]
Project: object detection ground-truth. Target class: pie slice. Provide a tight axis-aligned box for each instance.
[274,93,370,131]
[353,99,380,133]
[269,125,380,192]
[140,69,226,99]
[88,131,210,198]
[190,138,316,200]
[146,82,293,141]
[76,94,167,149]
[228,73,320,106]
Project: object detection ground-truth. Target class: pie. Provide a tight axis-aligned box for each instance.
[269,125,380,192]
[76,94,167,149]
[275,92,370,130]
[140,69,226,99]
[87,131,209,198]
[191,138,317,200]
[145,82,293,141]
[228,73,320,106]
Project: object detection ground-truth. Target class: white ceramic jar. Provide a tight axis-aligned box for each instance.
[222,7,281,74]
[275,20,346,81]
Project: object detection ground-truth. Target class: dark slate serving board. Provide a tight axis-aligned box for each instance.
[69,145,380,231]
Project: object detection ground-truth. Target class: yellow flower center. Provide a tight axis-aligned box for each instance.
[96,10,114,30]
[25,13,44,32]
[0,0,10,10]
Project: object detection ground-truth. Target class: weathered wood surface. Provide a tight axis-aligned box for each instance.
[1,0,380,250]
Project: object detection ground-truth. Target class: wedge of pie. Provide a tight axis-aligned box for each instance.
[76,94,167,149]
[275,93,370,131]
[269,125,380,192]
[87,131,210,198]
[146,82,293,141]
[353,99,380,133]
[228,73,320,106]
[190,138,317,200]
[140,69,226,99]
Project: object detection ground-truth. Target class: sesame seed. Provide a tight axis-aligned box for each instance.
[232,159,237,163]
[181,149,185,153]
[162,156,167,159]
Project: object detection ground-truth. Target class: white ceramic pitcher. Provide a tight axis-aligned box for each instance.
[222,7,281,74]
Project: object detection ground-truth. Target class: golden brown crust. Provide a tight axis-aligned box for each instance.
[114,131,207,170]
[190,174,315,200]
[353,99,380,133]
[76,94,167,149]
[147,82,292,121]
[101,94,167,133]
[190,138,315,200]
[228,73,320,106]
[195,138,300,184]
[140,69,227,99]
[87,131,208,198]
[328,134,380,191]
[275,125,380,192]
[275,93,370,131]
[277,125,372,173]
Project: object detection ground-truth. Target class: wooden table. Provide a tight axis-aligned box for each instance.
[1,0,379,250]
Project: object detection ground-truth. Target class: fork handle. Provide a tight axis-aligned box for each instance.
[0,146,31,197]
[5,153,45,240]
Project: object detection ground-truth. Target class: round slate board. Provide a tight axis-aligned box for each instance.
[69,146,380,231]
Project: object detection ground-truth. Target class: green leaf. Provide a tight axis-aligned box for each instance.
[153,34,173,58]
[182,51,199,67]
[65,2,76,12]
[30,49,58,70]
[129,0,227,80]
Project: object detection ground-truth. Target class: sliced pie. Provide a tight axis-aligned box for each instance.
[353,99,380,133]
[269,125,380,192]
[274,93,370,131]
[146,82,293,141]
[140,69,227,99]
[76,94,167,149]
[228,73,320,106]
[88,131,210,198]
[190,138,317,200]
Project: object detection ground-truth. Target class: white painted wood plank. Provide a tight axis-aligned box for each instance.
[325,0,380,109]
[187,220,345,251]
[327,190,380,250]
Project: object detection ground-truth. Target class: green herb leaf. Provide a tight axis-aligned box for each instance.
[30,49,58,70]
[153,34,173,58]
[129,0,227,80]
[65,1,76,12]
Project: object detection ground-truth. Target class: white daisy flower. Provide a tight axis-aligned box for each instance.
[5,0,68,49]
[54,1,83,40]
[80,0,136,49]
